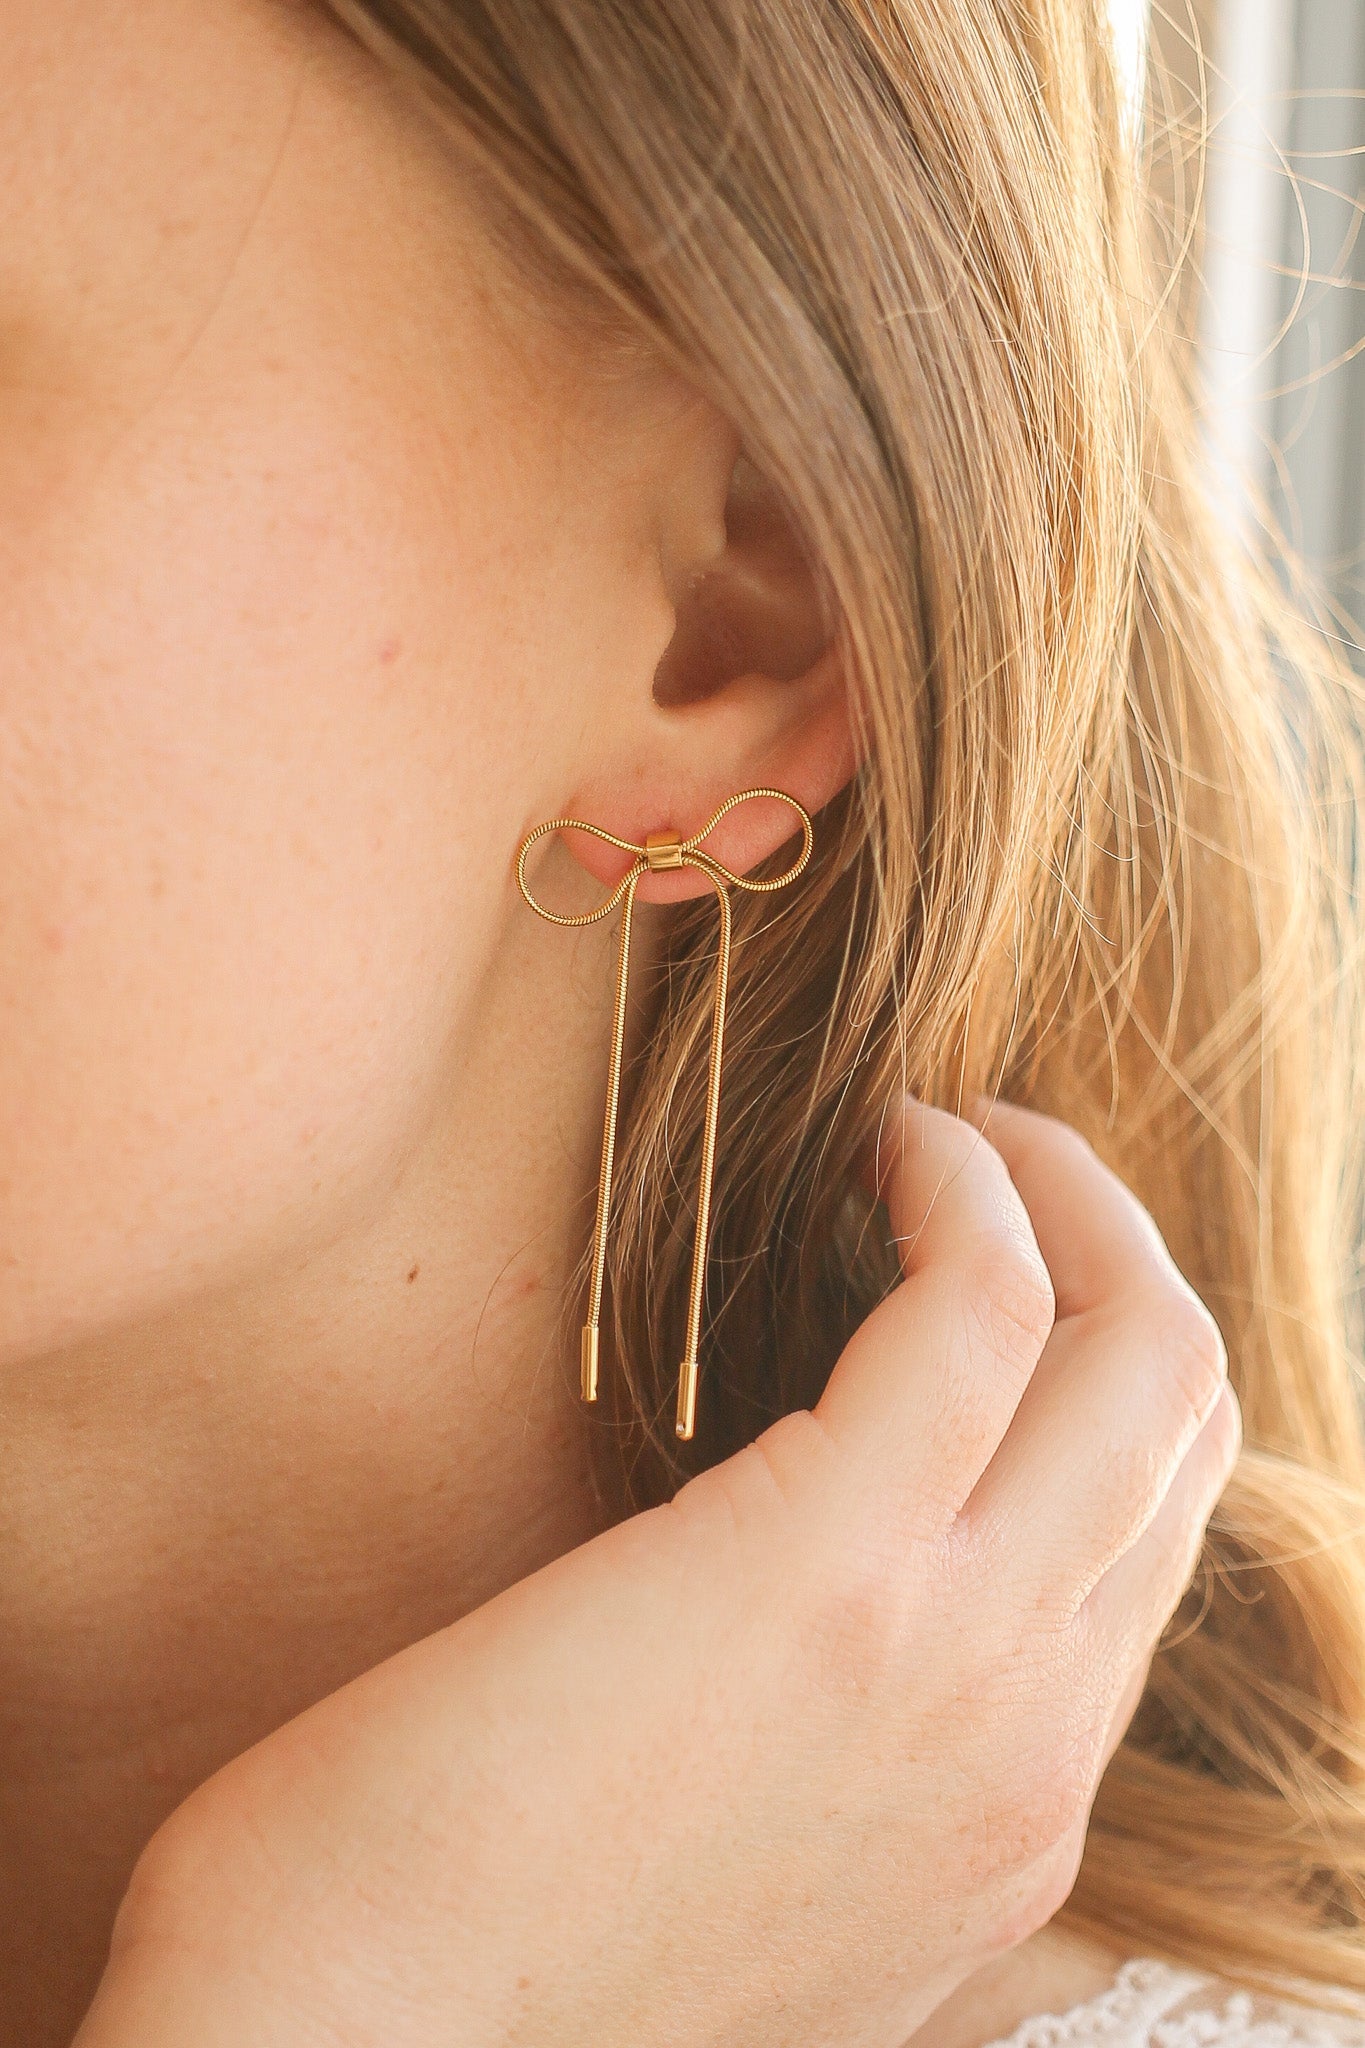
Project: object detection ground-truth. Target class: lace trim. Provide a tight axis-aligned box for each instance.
[1150,1981,1365,2047]
[985,1957,1365,2048]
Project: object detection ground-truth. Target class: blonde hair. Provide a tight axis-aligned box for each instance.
[328,0,1365,2008]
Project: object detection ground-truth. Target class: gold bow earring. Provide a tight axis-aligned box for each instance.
[515,786,814,1441]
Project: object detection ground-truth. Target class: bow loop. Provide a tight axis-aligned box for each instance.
[515,785,813,926]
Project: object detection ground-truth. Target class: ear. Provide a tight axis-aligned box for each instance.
[560,451,860,904]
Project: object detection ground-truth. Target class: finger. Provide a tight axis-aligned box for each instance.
[1081,1378,1241,1652]
[977,1392,1238,1963]
[964,1279,1230,1602]
[814,1098,1056,1514]
[964,1097,1193,1319]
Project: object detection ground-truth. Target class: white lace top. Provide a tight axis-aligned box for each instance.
[984,1957,1365,2047]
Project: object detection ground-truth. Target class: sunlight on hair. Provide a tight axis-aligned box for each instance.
[1196,0,1296,541]
[1108,0,1151,130]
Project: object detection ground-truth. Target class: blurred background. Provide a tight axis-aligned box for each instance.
[1119,0,1365,655]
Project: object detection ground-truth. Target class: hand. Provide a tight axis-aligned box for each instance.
[74,1097,1239,2048]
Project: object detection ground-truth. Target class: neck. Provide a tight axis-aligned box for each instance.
[0,907,631,2046]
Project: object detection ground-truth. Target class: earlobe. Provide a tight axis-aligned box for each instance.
[655,647,857,890]
[547,647,857,905]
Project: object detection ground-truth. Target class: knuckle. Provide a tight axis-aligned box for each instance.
[959,1726,1095,1905]
[986,1106,1098,1188]
[1153,1292,1228,1429]
[1155,1454,1226,1591]
[751,1406,844,1510]
[668,1408,840,1546]
[1016,1826,1089,1943]
[1150,1504,1210,1607]
[1016,1737,1097,1862]
[962,1235,1056,1365]
[1093,1438,1166,1564]
[1040,1118,1099,1170]
[1203,1378,1243,1475]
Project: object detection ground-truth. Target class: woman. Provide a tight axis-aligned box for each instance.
[4,0,1364,2040]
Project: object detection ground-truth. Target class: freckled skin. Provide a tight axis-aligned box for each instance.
[0,4,1227,2046]
[0,38,679,1357]
[0,2,858,2040]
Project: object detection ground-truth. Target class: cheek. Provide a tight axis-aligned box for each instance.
[0,371,537,1361]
